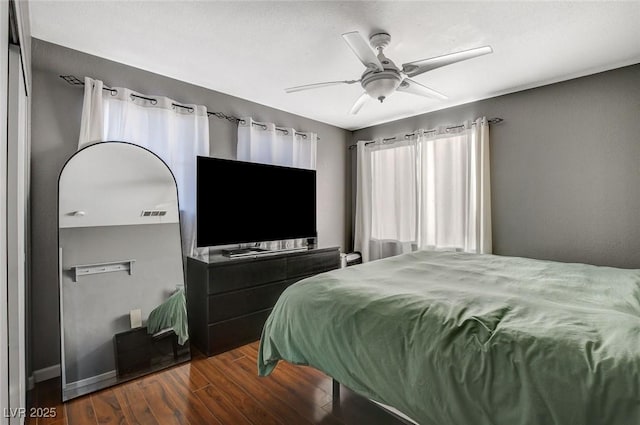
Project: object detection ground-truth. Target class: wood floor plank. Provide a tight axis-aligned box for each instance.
[38,342,407,425]
[208,356,314,425]
[91,389,128,425]
[194,385,254,425]
[245,342,404,424]
[234,350,333,408]
[36,420,65,425]
[161,367,223,425]
[223,345,248,361]
[238,353,332,407]
[65,395,98,425]
[169,362,209,392]
[136,375,189,425]
[280,363,334,396]
[247,341,261,351]
[237,344,334,402]
[113,380,160,425]
[33,378,66,425]
[191,357,282,425]
[216,352,342,425]
[240,343,333,395]
[137,372,221,425]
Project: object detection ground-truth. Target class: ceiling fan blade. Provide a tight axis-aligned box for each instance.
[285,80,359,93]
[402,46,493,77]
[396,79,448,100]
[350,93,370,115]
[342,31,384,71]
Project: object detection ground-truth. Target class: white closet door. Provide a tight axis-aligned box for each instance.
[7,45,28,425]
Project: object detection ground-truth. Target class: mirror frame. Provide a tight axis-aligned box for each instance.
[57,141,189,401]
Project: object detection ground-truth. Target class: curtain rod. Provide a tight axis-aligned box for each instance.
[347,117,504,150]
[59,75,319,140]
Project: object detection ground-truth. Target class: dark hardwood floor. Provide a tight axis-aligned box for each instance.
[28,341,406,425]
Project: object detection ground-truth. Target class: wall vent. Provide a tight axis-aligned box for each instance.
[141,210,167,217]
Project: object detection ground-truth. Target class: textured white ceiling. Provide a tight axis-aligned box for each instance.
[30,1,640,131]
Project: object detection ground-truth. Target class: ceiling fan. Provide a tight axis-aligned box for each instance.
[285,31,493,114]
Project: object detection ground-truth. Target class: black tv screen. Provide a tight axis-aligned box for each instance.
[196,157,317,247]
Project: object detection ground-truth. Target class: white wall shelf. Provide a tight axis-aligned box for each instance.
[69,260,136,282]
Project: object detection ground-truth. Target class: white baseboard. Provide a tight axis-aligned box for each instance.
[32,364,60,383]
[63,369,116,391]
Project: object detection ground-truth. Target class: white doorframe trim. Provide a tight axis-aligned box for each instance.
[1,1,12,423]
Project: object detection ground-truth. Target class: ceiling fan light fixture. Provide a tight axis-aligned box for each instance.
[362,71,402,103]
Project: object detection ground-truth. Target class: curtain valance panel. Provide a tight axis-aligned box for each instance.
[237,117,318,249]
[355,117,492,262]
[78,77,210,256]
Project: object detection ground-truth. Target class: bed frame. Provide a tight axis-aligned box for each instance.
[331,379,417,424]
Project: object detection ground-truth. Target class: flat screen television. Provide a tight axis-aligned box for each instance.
[196,156,317,247]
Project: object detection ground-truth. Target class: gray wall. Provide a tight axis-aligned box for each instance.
[352,64,640,269]
[60,223,183,383]
[31,39,351,372]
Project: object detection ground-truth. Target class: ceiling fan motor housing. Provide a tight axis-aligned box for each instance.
[361,32,402,102]
[362,70,402,103]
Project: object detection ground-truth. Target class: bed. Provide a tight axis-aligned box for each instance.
[258,250,640,425]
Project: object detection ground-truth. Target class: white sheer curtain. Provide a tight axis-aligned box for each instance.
[78,77,210,256]
[355,138,418,262]
[355,117,491,262]
[237,117,316,169]
[78,77,104,146]
[237,117,317,249]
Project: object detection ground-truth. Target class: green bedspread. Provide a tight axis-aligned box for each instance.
[258,250,640,425]
[147,288,189,345]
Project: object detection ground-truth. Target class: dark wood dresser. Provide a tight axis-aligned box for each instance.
[186,247,340,356]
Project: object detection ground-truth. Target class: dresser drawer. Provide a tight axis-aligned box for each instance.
[207,309,272,355]
[208,279,297,323]
[187,247,341,357]
[287,250,340,278]
[207,257,287,294]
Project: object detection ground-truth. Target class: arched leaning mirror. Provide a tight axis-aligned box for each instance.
[58,142,190,401]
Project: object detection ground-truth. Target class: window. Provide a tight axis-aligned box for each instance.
[355,118,491,262]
